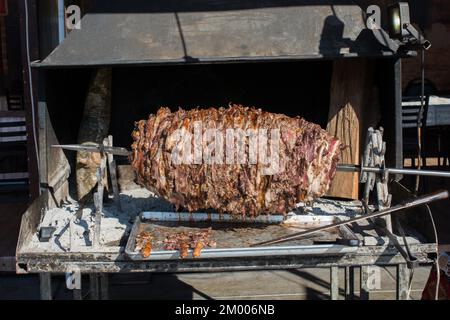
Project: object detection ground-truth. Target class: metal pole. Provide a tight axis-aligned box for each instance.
[360,266,370,300]
[39,273,52,300]
[337,164,450,178]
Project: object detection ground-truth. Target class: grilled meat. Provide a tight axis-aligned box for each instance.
[135,231,153,258]
[162,228,215,259]
[131,104,343,216]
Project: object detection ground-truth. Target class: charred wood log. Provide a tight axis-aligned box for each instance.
[76,68,112,200]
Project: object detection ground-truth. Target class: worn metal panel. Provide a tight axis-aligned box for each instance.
[16,243,436,273]
[20,247,434,273]
[35,0,394,68]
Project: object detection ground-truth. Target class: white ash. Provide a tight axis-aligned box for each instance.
[24,188,174,253]
[285,198,363,226]
[295,198,364,215]
[24,188,364,253]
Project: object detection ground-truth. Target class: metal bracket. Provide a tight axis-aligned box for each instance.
[361,127,393,230]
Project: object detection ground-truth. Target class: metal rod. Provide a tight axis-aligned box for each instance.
[337,164,450,178]
[251,190,449,247]
[52,144,131,156]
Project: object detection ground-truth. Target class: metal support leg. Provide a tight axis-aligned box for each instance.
[72,272,82,300]
[360,266,370,300]
[396,264,409,300]
[89,273,100,300]
[39,273,52,300]
[330,267,339,300]
[73,288,83,300]
[100,273,109,300]
[349,266,356,300]
[66,269,82,300]
[344,267,354,300]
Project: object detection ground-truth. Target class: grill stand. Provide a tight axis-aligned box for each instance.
[33,255,423,300]
[16,190,435,300]
[23,127,444,300]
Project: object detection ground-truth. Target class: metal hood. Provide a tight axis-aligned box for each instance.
[34,0,398,68]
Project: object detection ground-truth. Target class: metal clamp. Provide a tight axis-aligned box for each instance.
[360,127,392,230]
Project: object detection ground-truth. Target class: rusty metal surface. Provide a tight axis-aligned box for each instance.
[34,0,396,68]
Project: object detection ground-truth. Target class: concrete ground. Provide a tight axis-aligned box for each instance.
[0,266,431,300]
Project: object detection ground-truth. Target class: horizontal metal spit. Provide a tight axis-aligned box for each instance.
[53,144,450,179]
[337,164,450,179]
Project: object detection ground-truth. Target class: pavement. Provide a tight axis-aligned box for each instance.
[0,266,431,300]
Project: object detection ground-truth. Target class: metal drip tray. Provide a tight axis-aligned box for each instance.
[125,211,360,260]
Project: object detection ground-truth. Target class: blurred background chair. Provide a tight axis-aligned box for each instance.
[5,88,24,111]
[402,94,430,168]
[0,113,29,200]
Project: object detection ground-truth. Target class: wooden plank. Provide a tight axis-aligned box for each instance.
[326,58,378,199]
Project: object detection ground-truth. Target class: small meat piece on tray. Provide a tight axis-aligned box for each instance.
[192,242,204,258]
[131,104,343,216]
[162,228,215,259]
[135,231,153,258]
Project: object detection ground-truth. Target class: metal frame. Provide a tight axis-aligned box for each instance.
[16,191,436,300]
[18,0,40,200]
[30,250,431,300]
[13,0,429,301]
